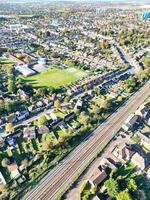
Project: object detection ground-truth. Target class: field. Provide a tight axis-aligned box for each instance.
[23,67,87,88]
[0,59,14,65]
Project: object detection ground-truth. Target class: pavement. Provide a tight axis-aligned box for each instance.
[22,81,150,200]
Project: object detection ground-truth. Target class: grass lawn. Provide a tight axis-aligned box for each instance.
[45,132,58,145]
[23,67,87,88]
[92,96,104,106]
[54,129,66,139]
[0,59,14,65]
[57,129,65,137]
[53,110,66,118]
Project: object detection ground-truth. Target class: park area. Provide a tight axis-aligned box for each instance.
[23,67,87,88]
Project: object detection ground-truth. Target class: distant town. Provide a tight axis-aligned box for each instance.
[0,1,149,200]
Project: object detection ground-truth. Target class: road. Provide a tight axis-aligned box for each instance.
[22,81,150,200]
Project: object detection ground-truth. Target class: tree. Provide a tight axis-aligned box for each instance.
[58,136,65,144]
[127,178,137,191]
[42,141,52,151]
[104,178,119,198]
[21,158,29,168]
[54,100,61,109]
[117,95,123,102]
[98,39,110,49]
[83,85,88,91]
[143,57,150,68]
[5,123,14,133]
[79,112,91,126]
[90,185,97,194]
[100,99,110,110]
[35,88,47,97]
[5,101,13,113]
[3,64,13,75]
[117,190,132,200]
[5,100,15,113]
[0,100,5,113]
[64,96,70,103]
[7,79,16,93]
[92,105,101,115]
[37,116,47,126]
[79,181,87,193]
[1,158,10,168]
[16,76,25,89]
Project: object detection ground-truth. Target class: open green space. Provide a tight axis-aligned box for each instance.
[23,67,87,88]
[56,129,65,137]
[45,132,58,145]
[0,59,14,65]
[53,110,66,118]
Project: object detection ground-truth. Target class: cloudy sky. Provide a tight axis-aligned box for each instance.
[0,0,150,3]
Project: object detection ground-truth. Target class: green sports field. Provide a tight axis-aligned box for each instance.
[0,59,14,65]
[23,67,87,88]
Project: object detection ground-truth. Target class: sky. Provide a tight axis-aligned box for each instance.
[0,0,150,3]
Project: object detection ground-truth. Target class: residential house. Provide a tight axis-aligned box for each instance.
[81,93,91,101]
[5,113,17,123]
[108,92,118,99]
[51,118,63,130]
[43,98,53,107]
[17,89,29,100]
[137,131,150,149]
[74,99,83,110]
[36,100,45,108]
[28,105,42,115]
[38,125,49,136]
[131,144,150,170]
[23,126,36,139]
[8,162,21,179]
[112,143,135,161]
[122,114,138,131]
[89,168,107,188]
[131,152,146,170]
[100,157,118,170]
[64,112,76,123]
[6,136,16,147]
[49,112,57,120]
[16,110,29,121]
[135,103,150,119]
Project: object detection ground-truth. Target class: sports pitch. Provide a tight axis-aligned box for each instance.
[24,67,87,88]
